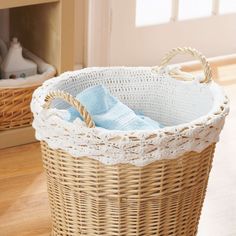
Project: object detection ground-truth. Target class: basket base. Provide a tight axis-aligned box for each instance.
[42,143,215,236]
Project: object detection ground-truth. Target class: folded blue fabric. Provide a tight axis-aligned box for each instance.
[66,85,163,131]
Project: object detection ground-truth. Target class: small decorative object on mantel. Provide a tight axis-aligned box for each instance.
[1,37,37,79]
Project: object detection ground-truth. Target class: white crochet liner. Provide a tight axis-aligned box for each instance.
[31,67,229,166]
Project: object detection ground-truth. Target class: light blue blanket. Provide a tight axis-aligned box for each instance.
[66,85,163,131]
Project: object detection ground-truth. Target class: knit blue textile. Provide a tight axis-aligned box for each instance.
[66,85,163,131]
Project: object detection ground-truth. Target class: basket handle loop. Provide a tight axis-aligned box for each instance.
[43,90,95,128]
[160,47,212,83]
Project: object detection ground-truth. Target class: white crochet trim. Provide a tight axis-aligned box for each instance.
[31,67,229,166]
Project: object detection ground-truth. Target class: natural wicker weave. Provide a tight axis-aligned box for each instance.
[41,141,215,236]
[35,47,228,235]
[0,85,38,130]
[0,49,56,131]
[159,47,212,83]
[44,90,95,128]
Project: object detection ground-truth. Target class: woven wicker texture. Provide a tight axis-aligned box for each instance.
[159,47,212,83]
[33,47,229,235]
[0,49,56,131]
[41,141,215,236]
[0,85,38,130]
[44,90,95,128]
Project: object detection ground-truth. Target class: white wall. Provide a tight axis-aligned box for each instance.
[109,0,236,66]
[1,1,228,68]
[108,0,236,66]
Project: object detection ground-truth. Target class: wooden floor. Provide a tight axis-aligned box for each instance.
[0,64,236,236]
[0,143,51,236]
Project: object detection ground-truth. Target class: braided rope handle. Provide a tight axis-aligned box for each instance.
[160,47,212,83]
[43,90,95,128]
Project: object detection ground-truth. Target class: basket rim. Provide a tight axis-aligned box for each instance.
[31,67,229,166]
[34,67,229,135]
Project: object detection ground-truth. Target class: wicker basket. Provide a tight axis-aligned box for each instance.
[0,49,56,131]
[32,47,229,236]
[0,85,39,130]
[41,142,215,236]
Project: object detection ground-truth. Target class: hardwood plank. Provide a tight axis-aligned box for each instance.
[0,126,36,149]
[0,142,51,236]
[0,142,42,179]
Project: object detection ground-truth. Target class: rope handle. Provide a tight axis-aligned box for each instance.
[158,47,212,83]
[43,90,95,128]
